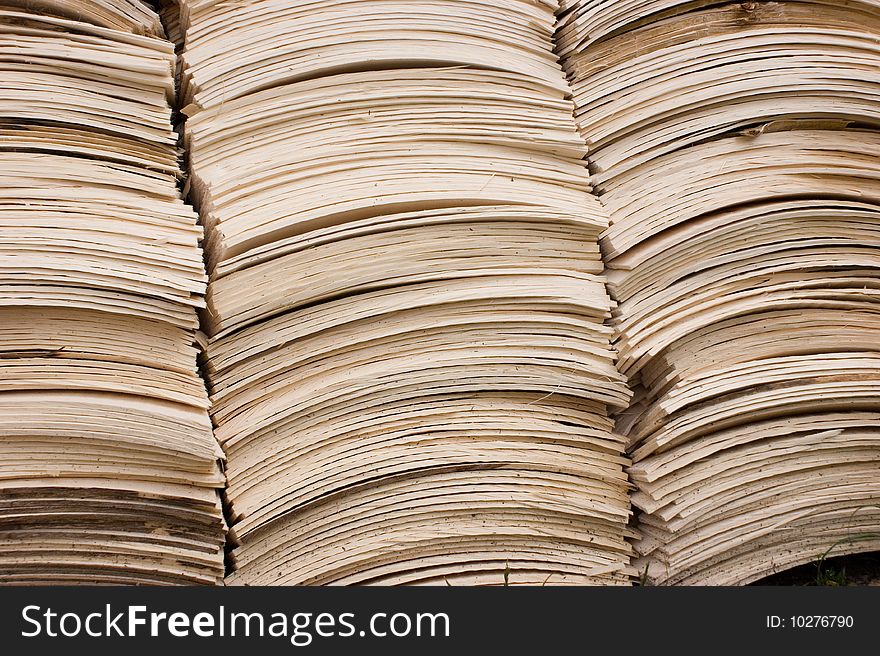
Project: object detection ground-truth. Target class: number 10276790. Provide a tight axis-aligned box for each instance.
[766,615,854,629]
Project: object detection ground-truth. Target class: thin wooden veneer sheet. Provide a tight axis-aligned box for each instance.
[0,1,225,585]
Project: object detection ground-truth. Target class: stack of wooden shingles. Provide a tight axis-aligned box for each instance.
[0,1,225,584]
[180,0,635,585]
[556,0,880,584]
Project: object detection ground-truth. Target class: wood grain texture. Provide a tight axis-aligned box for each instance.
[0,1,225,585]
[180,0,635,585]
[557,0,880,585]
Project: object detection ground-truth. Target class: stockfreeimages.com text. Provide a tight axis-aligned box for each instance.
[21,604,451,646]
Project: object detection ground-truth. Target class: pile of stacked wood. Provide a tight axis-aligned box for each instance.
[5,0,877,587]
[556,0,880,584]
[0,0,225,584]
[180,0,635,585]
